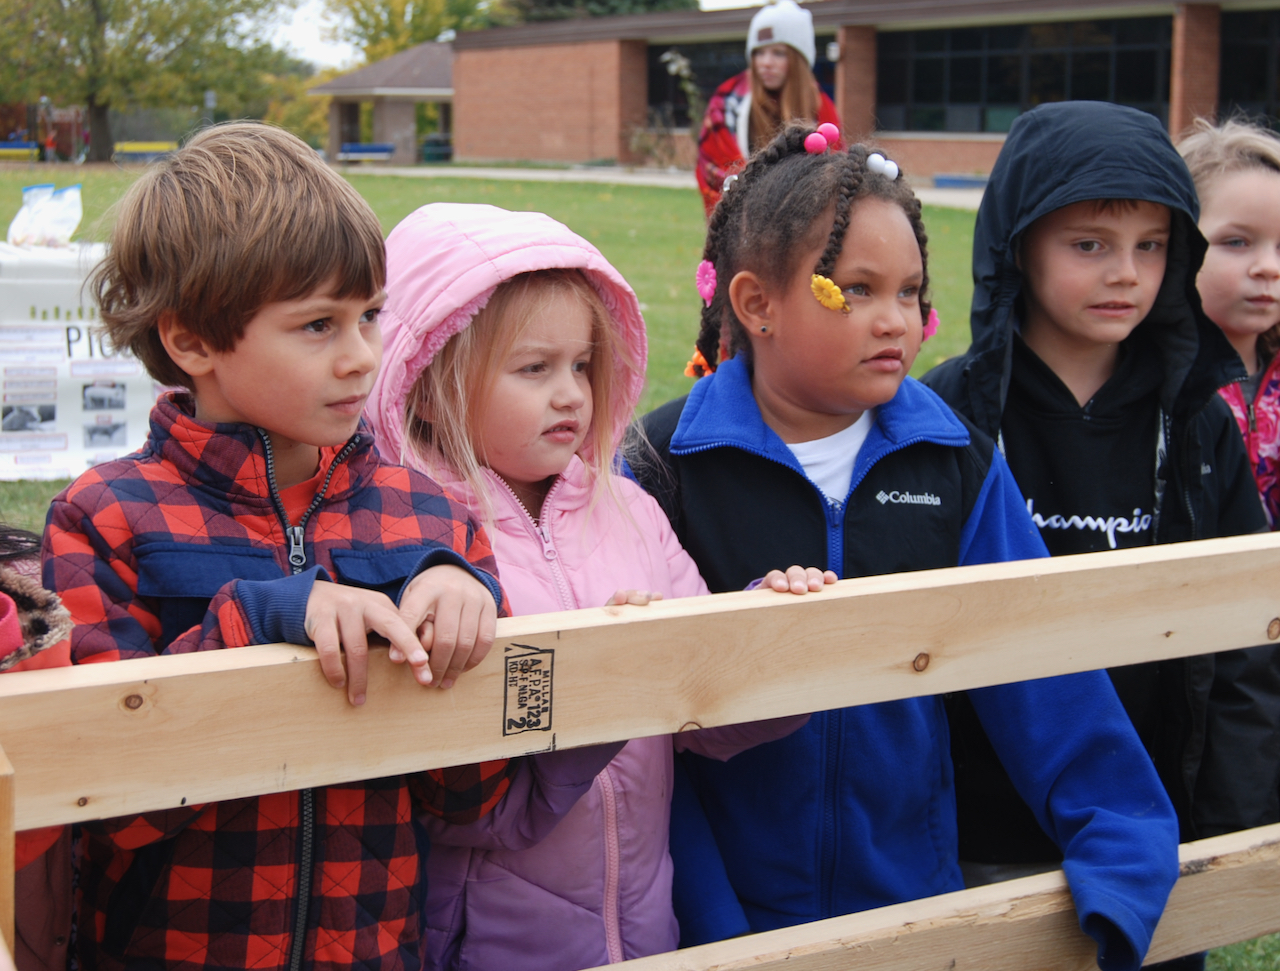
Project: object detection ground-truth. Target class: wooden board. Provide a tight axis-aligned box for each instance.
[583,824,1280,971]
[2,534,1280,828]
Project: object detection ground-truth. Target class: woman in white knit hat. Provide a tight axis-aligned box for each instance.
[695,0,840,214]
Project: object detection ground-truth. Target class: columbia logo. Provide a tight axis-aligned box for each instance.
[876,489,942,507]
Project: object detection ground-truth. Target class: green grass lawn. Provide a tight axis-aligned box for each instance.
[3,169,1278,970]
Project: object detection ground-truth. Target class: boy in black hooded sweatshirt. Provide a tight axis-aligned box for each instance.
[925,102,1280,971]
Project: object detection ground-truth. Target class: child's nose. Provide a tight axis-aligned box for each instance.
[1251,245,1280,279]
[873,303,909,336]
[1109,249,1141,284]
[337,327,379,375]
[551,370,587,408]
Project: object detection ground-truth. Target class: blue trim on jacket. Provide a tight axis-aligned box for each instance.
[664,358,1179,971]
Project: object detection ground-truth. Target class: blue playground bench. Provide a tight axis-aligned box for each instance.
[0,141,39,161]
[337,142,395,162]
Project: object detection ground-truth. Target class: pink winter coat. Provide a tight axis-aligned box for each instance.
[1219,353,1280,528]
[367,204,805,971]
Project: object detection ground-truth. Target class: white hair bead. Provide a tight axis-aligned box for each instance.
[883,160,900,180]
[867,153,887,174]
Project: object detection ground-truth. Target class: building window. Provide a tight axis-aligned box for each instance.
[876,17,1171,133]
[1221,11,1280,122]
[648,41,836,129]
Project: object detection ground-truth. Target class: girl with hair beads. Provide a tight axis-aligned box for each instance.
[365,203,822,971]
[1180,118,1280,528]
[632,126,1180,971]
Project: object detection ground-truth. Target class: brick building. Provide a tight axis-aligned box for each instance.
[451,0,1277,178]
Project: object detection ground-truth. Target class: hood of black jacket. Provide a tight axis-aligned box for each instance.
[959,101,1244,438]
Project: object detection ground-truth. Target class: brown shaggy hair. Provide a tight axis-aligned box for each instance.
[749,47,821,152]
[91,122,386,389]
[1179,117,1280,363]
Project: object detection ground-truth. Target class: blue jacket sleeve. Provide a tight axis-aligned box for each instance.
[958,454,1180,971]
[969,674,1180,971]
[958,448,1049,567]
[670,751,751,946]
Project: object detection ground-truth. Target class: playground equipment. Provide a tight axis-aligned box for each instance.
[1,534,1279,966]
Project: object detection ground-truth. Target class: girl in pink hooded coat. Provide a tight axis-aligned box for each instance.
[367,204,817,971]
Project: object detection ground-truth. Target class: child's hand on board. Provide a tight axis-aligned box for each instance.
[605,589,664,606]
[762,565,838,595]
[399,564,498,690]
[305,579,429,707]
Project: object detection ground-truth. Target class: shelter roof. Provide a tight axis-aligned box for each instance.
[311,42,453,98]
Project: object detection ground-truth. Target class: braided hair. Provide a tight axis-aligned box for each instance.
[690,124,931,376]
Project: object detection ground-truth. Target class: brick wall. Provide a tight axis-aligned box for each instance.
[1170,3,1220,139]
[874,134,1005,180]
[454,40,648,164]
[835,26,876,141]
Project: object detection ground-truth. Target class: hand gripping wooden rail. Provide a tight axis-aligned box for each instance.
[1,533,1280,965]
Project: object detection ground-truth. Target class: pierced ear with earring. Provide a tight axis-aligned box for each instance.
[760,326,768,334]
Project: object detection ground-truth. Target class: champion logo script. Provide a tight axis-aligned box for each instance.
[876,489,942,506]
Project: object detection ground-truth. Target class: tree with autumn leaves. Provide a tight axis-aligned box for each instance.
[1,0,310,160]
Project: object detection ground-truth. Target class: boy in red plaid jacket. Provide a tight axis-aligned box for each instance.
[42,123,515,971]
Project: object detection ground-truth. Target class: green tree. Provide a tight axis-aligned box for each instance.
[322,0,512,63]
[0,0,300,160]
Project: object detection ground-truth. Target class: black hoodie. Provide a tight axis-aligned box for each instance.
[924,102,1279,859]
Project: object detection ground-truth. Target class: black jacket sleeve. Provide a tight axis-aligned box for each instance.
[1191,398,1280,836]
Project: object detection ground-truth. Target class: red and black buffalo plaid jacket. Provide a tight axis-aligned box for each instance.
[43,393,513,971]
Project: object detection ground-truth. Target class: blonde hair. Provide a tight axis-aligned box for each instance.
[749,47,821,153]
[1179,117,1280,360]
[91,122,385,389]
[403,269,634,522]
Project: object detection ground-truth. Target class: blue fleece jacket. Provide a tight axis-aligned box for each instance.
[637,358,1181,971]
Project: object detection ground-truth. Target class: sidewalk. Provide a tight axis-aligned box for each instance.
[341,164,985,210]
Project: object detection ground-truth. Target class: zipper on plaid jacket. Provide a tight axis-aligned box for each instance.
[258,429,361,971]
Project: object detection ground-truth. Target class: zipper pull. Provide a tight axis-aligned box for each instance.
[1249,403,1257,432]
[538,523,557,560]
[288,526,307,569]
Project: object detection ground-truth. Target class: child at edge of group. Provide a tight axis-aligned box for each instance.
[923,102,1280,971]
[0,524,74,971]
[1180,117,1280,529]
[363,201,829,971]
[631,123,1181,971]
[43,123,522,971]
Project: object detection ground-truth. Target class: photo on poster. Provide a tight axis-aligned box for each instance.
[82,381,126,411]
[83,422,127,447]
[2,404,56,432]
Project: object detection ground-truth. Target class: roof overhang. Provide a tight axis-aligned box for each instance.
[311,87,453,100]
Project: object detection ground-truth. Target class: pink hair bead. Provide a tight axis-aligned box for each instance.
[804,132,828,154]
[816,123,840,145]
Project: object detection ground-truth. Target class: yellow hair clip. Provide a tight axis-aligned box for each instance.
[811,274,848,313]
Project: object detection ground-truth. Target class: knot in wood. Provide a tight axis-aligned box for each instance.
[76,797,88,807]
[124,694,144,710]
[1269,618,1280,641]
[912,652,930,672]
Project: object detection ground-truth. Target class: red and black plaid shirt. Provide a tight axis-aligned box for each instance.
[44,393,513,971]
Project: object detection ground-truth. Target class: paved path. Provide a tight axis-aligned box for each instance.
[342,164,985,210]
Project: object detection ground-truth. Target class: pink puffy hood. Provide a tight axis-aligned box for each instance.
[368,203,648,464]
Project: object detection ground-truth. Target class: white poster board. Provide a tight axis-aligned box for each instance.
[0,243,158,480]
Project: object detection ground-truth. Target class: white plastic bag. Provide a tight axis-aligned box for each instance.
[6,183,83,247]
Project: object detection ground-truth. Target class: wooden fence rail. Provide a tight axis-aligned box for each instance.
[3,533,1280,966]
